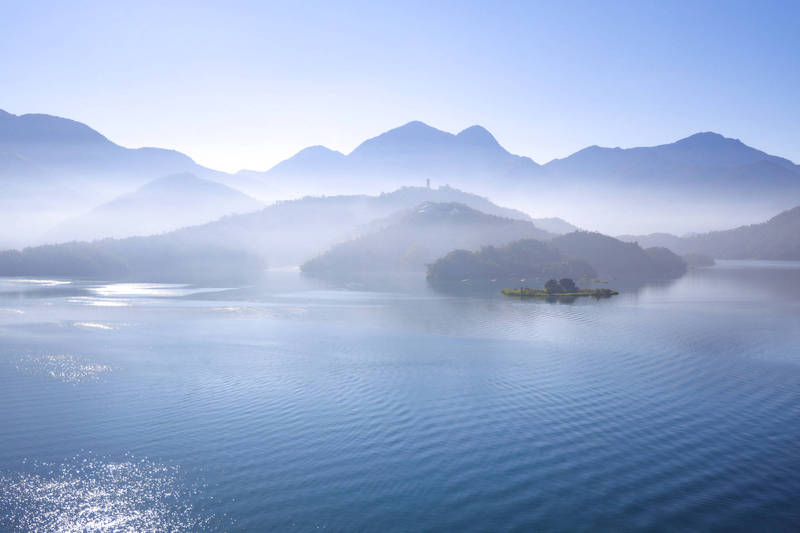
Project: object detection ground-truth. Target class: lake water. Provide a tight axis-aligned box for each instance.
[1,261,799,531]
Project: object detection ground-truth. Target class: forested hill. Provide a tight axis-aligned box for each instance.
[426,233,687,284]
[302,202,553,278]
[619,206,800,260]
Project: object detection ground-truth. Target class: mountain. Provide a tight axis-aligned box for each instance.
[0,188,547,283]
[4,110,799,241]
[160,186,546,267]
[0,110,218,185]
[545,132,797,179]
[537,132,800,234]
[264,145,347,177]
[251,124,800,235]
[242,121,540,199]
[301,202,553,279]
[0,109,234,247]
[620,206,800,259]
[43,173,264,243]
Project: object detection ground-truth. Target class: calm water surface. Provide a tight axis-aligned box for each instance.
[0,261,799,531]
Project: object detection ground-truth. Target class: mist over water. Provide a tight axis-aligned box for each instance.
[3,4,800,530]
[1,262,798,531]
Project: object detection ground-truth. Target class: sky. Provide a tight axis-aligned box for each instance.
[1,0,798,172]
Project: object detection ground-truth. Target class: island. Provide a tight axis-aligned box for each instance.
[502,278,618,299]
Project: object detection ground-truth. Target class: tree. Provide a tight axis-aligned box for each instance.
[559,278,577,292]
[545,279,562,293]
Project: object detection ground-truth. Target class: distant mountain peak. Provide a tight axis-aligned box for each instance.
[402,120,432,128]
[379,120,446,138]
[299,144,342,154]
[676,131,741,146]
[349,121,453,157]
[0,110,110,144]
[456,125,501,148]
[265,144,347,175]
[288,145,346,161]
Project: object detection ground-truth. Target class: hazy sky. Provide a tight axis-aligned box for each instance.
[2,0,798,172]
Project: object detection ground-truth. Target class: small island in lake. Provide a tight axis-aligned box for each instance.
[502,278,619,299]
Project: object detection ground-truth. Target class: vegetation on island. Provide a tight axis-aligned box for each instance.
[619,205,800,260]
[426,239,595,283]
[0,237,265,284]
[551,232,687,279]
[502,278,618,299]
[427,233,688,286]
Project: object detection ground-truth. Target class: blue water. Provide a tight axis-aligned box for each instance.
[0,262,799,531]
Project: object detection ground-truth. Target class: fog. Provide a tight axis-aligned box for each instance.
[1,111,799,286]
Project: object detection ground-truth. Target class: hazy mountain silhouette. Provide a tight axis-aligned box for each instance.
[0,109,233,246]
[43,173,264,243]
[301,202,554,279]
[263,145,347,176]
[537,132,800,233]
[252,123,800,234]
[0,109,217,184]
[0,187,548,282]
[546,132,796,176]
[4,110,799,241]
[619,206,800,259]
[240,121,540,199]
[163,186,548,267]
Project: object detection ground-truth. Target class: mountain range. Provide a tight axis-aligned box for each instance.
[0,109,221,187]
[161,186,559,267]
[2,109,799,244]
[0,109,226,246]
[238,121,539,198]
[246,122,800,234]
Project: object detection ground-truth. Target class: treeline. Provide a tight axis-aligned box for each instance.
[0,236,265,284]
[427,232,687,283]
[680,206,800,259]
[552,232,686,279]
[620,205,800,260]
[427,240,595,283]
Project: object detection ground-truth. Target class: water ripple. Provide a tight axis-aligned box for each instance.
[15,354,113,384]
[0,453,220,532]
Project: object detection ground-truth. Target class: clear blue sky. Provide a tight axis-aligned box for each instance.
[1,0,798,172]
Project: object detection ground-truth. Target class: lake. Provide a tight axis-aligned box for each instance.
[1,261,799,531]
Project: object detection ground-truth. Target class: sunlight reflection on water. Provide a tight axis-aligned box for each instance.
[0,453,219,532]
[91,283,229,298]
[8,279,72,287]
[16,354,113,384]
[73,322,114,330]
